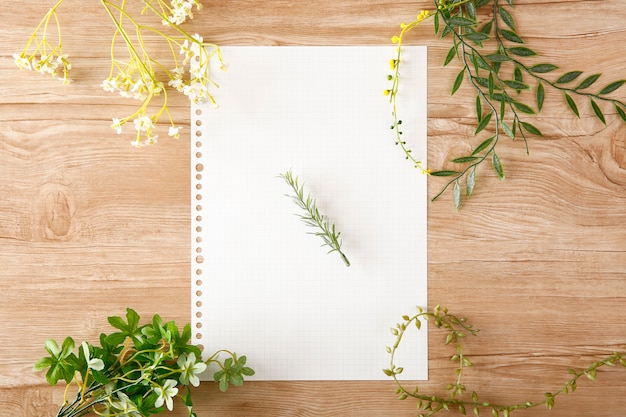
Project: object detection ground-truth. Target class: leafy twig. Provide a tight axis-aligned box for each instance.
[279,169,350,267]
[385,305,626,417]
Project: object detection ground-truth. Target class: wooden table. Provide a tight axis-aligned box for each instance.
[1,1,625,415]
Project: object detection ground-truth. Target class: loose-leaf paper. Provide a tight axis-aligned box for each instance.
[191,46,428,381]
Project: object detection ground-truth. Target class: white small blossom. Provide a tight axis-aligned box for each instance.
[168,126,181,138]
[177,352,207,387]
[154,379,179,411]
[110,392,142,417]
[111,118,123,134]
[81,342,105,372]
[133,116,154,132]
[13,53,32,70]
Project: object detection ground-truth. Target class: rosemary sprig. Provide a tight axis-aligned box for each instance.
[279,170,350,267]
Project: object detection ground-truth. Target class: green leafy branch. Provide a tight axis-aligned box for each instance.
[280,169,350,267]
[389,0,626,209]
[34,308,254,417]
[385,305,626,417]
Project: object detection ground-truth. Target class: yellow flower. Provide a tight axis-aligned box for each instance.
[389,59,397,70]
[383,90,391,96]
[391,35,400,44]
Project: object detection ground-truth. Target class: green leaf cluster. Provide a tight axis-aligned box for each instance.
[385,304,626,417]
[34,308,254,417]
[390,0,626,209]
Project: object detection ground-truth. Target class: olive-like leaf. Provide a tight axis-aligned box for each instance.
[500,29,524,43]
[500,121,515,139]
[453,180,461,210]
[475,112,492,135]
[616,104,626,123]
[430,170,461,177]
[434,12,439,35]
[503,79,529,90]
[486,53,511,62]
[575,73,601,90]
[530,63,558,74]
[467,167,476,197]
[444,44,458,66]
[556,71,583,84]
[599,80,626,95]
[590,98,606,124]
[564,93,580,118]
[508,47,537,57]
[472,136,494,155]
[492,152,505,180]
[520,121,543,136]
[479,20,493,35]
[448,16,477,27]
[465,31,490,43]
[466,2,477,20]
[512,100,535,114]
[452,156,480,164]
[452,69,465,95]
[475,95,482,122]
[499,7,515,30]
[536,82,545,111]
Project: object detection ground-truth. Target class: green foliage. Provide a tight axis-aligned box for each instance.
[34,308,253,417]
[388,0,626,208]
[385,305,626,417]
[280,169,351,267]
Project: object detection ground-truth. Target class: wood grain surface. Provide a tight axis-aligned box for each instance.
[1,0,625,416]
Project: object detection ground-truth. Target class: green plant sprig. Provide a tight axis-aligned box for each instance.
[34,308,254,417]
[385,305,626,417]
[280,169,350,267]
[389,0,626,209]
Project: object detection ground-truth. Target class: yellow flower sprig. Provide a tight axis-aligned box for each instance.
[386,10,433,176]
[14,0,224,147]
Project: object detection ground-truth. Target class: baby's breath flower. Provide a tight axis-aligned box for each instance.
[168,126,181,138]
[134,116,154,133]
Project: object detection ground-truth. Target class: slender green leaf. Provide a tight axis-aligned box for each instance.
[479,20,493,35]
[500,29,524,43]
[503,79,529,90]
[508,47,537,57]
[472,136,494,155]
[521,121,543,136]
[506,0,513,6]
[486,53,511,62]
[475,112,492,135]
[441,23,452,38]
[536,82,545,111]
[590,98,606,124]
[476,95,482,122]
[499,7,515,30]
[467,167,476,197]
[488,72,495,98]
[466,2,477,20]
[452,156,480,164]
[453,180,461,210]
[531,63,558,74]
[465,31,490,42]
[452,69,465,95]
[575,73,601,90]
[473,76,490,89]
[564,93,580,117]
[616,104,626,123]
[430,170,460,177]
[434,12,439,35]
[492,152,505,179]
[473,53,491,71]
[444,44,458,66]
[448,16,477,27]
[512,100,535,114]
[475,0,491,6]
[556,71,583,84]
[501,121,515,138]
[599,80,626,95]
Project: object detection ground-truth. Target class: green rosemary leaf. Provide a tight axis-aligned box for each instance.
[536,81,545,111]
[564,93,580,117]
[500,29,524,43]
[599,79,626,95]
[475,111,492,135]
[499,7,516,31]
[492,152,505,180]
[520,121,543,136]
[555,70,583,84]
[530,63,558,74]
[512,100,535,114]
[430,170,460,177]
[615,104,626,123]
[508,46,536,57]
[472,136,494,155]
[486,53,511,62]
[444,44,458,66]
[590,98,606,124]
[465,31,490,43]
[575,73,601,90]
[500,121,515,138]
[467,167,476,197]
[448,16,477,27]
[453,180,461,210]
[503,79,529,90]
[452,69,465,95]
[452,156,480,164]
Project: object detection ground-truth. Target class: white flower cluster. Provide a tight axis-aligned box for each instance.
[13,52,72,84]
[162,0,202,25]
